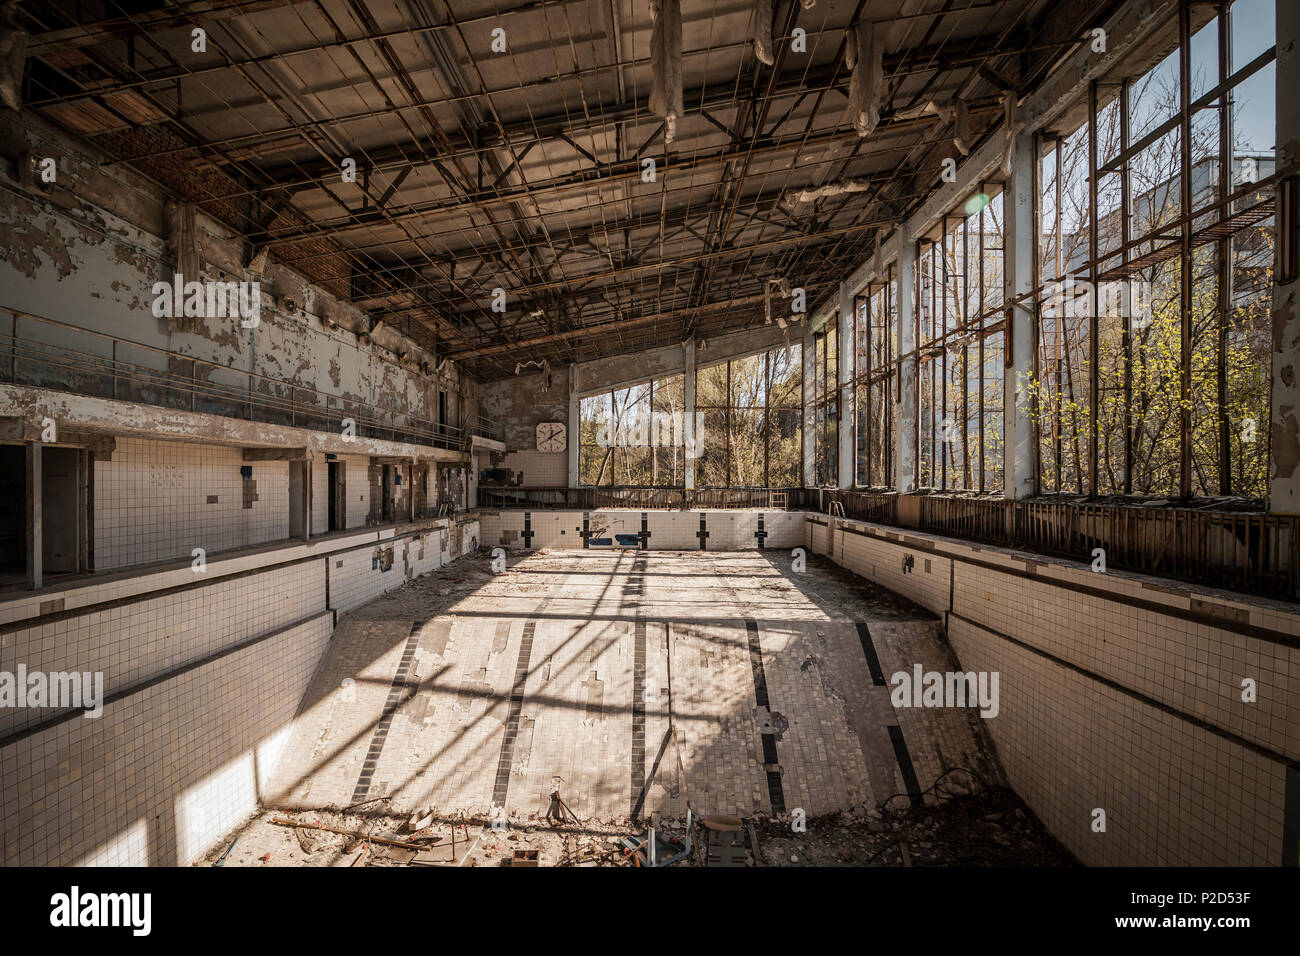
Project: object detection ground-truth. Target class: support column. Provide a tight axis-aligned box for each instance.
[567,363,580,488]
[1272,0,1300,513]
[801,324,816,486]
[1005,129,1037,500]
[838,282,855,489]
[683,339,697,490]
[307,458,314,537]
[26,441,41,590]
[895,233,918,493]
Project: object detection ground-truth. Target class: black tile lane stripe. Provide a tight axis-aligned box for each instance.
[745,618,786,815]
[631,618,647,819]
[351,620,423,805]
[855,622,886,686]
[492,619,537,808]
[855,621,923,807]
[888,724,924,806]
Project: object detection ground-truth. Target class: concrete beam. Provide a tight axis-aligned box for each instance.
[242,447,309,461]
[0,386,468,464]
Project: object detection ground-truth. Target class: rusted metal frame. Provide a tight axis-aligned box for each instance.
[788,0,1045,289]
[1097,43,1276,175]
[22,0,550,59]
[436,5,575,336]
[335,1,538,320]
[252,125,914,248]
[36,23,1031,114]
[1053,133,1064,495]
[1216,0,1233,495]
[1178,0,1194,499]
[1120,78,1134,496]
[978,183,988,492]
[763,352,771,489]
[260,147,938,276]
[1089,79,1101,496]
[25,1,470,341]
[861,289,873,487]
[1030,129,1043,497]
[961,214,972,491]
[685,0,807,323]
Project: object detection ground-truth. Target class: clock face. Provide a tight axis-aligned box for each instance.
[536,421,567,453]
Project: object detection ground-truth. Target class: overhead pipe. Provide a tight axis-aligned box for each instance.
[845,19,883,138]
[649,0,685,145]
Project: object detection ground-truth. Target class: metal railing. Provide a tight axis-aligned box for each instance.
[0,308,467,451]
[466,414,505,444]
[809,490,1298,602]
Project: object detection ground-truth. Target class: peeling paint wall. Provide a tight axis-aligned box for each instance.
[0,111,470,439]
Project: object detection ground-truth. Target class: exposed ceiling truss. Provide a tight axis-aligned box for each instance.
[16,0,1112,379]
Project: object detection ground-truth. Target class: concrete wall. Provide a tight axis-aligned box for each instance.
[0,514,480,866]
[807,515,1300,866]
[0,110,468,436]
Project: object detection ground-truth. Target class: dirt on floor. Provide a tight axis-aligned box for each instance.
[203,779,1075,868]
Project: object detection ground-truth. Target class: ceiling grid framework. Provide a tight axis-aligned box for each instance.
[16,0,1113,380]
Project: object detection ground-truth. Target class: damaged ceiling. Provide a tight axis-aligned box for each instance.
[14,0,1112,380]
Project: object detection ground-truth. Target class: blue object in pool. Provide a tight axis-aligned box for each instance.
[615,533,640,547]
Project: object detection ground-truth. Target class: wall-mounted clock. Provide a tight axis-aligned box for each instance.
[536,421,567,453]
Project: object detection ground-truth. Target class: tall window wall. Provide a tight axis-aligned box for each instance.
[1033,0,1274,499]
[915,185,1007,492]
[578,373,686,486]
[695,344,802,487]
[811,325,839,487]
[853,266,901,487]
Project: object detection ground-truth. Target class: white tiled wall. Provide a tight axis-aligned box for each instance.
[0,561,323,738]
[949,616,1288,866]
[810,514,1300,866]
[326,517,480,614]
[95,437,289,569]
[0,500,482,866]
[311,454,329,532]
[342,454,371,528]
[478,509,804,551]
[0,611,333,866]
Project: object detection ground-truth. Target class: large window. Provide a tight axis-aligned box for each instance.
[853,267,900,487]
[811,325,838,487]
[915,185,1007,492]
[578,374,686,486]
[695,345,802,487]
[1032,0,1274,499]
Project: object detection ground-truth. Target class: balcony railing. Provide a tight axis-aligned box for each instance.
[810,490,1298,603]
[478,486,795,511]
[0,307,466,452]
